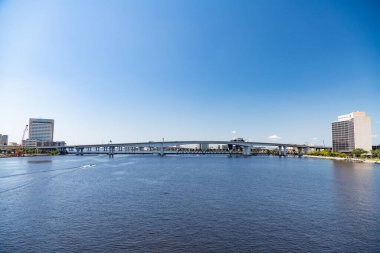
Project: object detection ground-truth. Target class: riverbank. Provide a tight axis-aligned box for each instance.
[304,155,380,164]
[0,154,57,158]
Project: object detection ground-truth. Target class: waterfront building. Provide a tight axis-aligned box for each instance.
[23,139,37,148]
[22,139,66,148]
[23,118,66,148]
[0,134,8,145]
[29,118,54,142]
[332,112,372,152]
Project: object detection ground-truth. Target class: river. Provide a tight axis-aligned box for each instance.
[0,155,379,252]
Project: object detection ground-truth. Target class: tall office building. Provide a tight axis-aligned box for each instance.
[29,118,54,142]
[0,134,8,145]
[332,112,372,152]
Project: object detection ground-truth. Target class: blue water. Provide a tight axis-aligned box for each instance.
[0,155,379,252]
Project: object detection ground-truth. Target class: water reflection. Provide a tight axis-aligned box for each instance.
[28,160,52,164]
[331,161,377,237]
[332,161,374,206]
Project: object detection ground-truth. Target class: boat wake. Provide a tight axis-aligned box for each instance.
[0,163,96,194]
[80,164,96,168]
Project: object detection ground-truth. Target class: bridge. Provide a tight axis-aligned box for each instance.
[3,140,331,158]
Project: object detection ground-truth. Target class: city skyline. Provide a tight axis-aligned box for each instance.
[1,0,380,145]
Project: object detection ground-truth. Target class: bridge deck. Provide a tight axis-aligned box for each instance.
[33,140,331,150]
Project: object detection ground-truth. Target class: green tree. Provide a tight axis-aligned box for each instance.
[338,153,348,158]
[371,149,380,158]
[352,148,367,158]
[320,150,331,156]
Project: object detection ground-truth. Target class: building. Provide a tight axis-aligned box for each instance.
[23,118,65,148]
[29,118,54,142]
[0,134,8,145]
[22,139,66,148]
[36,141,66,147]
[332,112,372,152]
[23,139,38,148]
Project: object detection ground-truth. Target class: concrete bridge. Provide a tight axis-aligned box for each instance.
[24,140,331,158]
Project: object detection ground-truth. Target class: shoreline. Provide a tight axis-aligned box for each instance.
[0,154,56,158]
[304,155,380,164]
[1,154,380,164]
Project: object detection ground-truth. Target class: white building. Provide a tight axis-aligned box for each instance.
[332,112,372,152]
[23,118,65,148]
[29,118,54,142]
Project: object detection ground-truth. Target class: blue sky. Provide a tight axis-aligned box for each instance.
[1,0,379,145]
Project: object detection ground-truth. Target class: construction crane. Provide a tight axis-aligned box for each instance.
[21,124,28,146]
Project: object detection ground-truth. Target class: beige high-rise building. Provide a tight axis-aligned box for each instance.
[29,118,54,142]
[332,112,372,152]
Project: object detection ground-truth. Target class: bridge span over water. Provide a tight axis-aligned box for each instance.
[34,140,331,157]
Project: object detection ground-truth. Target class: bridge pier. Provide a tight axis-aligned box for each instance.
[159,145,165,156]
[243,146,252,156]
[108,146,114,158]
[200,143,208,154]
[76,147,84,156]
[278,145,287,157]
[297,147,309,157]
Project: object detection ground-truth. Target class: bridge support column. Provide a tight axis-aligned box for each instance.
[108,146,114,158]
[297,147,302,157]
[283,146,287,157]
[159,145,165,156]
[278,146,282,157]
[200,143,208,154]
[76,147,84,156]
[243,146,252,156]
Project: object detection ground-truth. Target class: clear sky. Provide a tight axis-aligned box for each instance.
[1,0,379,145]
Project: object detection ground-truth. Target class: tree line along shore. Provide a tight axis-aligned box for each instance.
[306,149,380,164]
